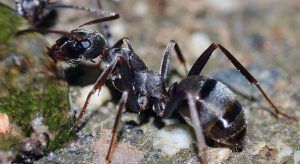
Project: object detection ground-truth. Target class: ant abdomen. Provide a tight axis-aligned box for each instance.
[176,75,247,150]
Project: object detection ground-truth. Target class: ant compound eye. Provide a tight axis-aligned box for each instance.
[80,39,91,49]
[71,42,83,52]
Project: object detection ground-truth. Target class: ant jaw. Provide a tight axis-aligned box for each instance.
[48,52,62,63]
[48,48,83,65]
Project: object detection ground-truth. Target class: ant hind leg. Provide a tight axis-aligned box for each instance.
[188,43,296,121]
[187,93,208,164]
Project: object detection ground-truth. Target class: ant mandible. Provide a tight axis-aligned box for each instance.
[39,14,296,163]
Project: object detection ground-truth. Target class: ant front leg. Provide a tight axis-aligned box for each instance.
[188,43,296,121]
[160,40,188,81]
[76,56,119,123]
[76,55,139,162]
[76,53,140,122]
[106,91,128,162]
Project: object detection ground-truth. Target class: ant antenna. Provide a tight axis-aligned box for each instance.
[15,28,68,36]
[78,14,120,28]
[48,4,118,19]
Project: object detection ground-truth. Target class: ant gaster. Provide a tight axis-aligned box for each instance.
[44,15,296,163]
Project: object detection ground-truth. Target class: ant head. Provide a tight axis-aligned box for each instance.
[47,29,107,64]
[15,0,47,23]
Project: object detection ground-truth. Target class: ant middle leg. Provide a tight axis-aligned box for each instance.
[76,53,140,121]
[111,37,134,52]
[160,40,188,81]
[188,43,296,120]
[105,55,140,162]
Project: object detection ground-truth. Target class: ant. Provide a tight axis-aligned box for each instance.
[13,0,113,28]
[23,14,297,163]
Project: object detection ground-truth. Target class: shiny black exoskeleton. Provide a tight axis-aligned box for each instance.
[47,17,295,163]
[48,29,107,63]
[165,76,247,150]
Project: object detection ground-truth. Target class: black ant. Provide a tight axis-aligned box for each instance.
[22,14,297,163]
[13,0,113,28]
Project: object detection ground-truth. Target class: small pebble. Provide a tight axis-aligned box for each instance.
[31,115,48,133]
[207,148,232,163]
[294,150,300,164]
[189,32,212,59]
[83,134,94,142]
[110,21,126,40]
[0,113,9,135]
[46,152,57,161]
[133,1,149,17]
[70,85,111,113]
[204,0,239,13]
[277,144,293,162]
[153,124,193,156]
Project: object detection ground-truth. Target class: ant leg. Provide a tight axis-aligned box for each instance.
[187,43,218,77]
[118,52,140,112]
[105,55,141,161]
[77,53,140,123]
[106,91,128,162]
[111,37,134,52]
[188,43,296,120]
[160,40,188,81]
[162,89,208,163]
[76,56,119,123]
[187,93,208,164]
